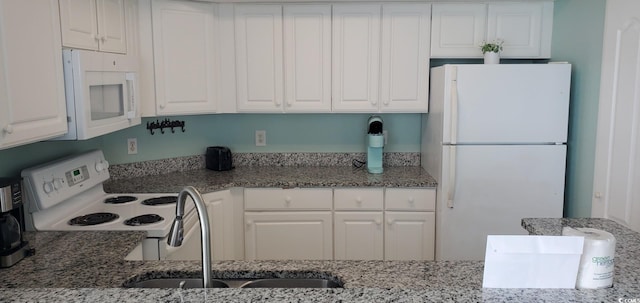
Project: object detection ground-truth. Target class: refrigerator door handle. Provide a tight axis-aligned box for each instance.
[447,146,456,208]
[450,67,458,144]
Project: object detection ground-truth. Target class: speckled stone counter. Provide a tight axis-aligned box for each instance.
[103,166,437,194]
[1,218,639,302]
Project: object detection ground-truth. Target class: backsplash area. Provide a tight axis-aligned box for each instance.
[109,152,420,180]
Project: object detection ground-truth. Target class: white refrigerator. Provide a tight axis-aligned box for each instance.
[421,64,571,261]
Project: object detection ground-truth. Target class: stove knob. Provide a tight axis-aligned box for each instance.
[53,178,64,190]
[43,181,54,194]
[95,160,109,173]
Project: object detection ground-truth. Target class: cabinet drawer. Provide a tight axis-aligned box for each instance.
[244,188,332,210]
[385,188,435,211]
[334,188,383,210]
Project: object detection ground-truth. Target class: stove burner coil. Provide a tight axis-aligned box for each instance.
[124,214,164,226]
[141,196,178,206]
[104,196,137,204]
[68,212,119,226]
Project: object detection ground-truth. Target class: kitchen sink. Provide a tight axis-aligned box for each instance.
[239,279,341,288]
[125,278,342,289]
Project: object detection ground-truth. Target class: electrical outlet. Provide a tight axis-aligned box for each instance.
[383,130,388,145]
[255,130,266,146]
[127,138,138,154]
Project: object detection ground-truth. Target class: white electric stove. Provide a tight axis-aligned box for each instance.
[20,150,199,260]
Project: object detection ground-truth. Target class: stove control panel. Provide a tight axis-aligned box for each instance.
[65,165,90,187]
[21,150,110,212]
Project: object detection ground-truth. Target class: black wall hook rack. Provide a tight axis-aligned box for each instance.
[146,119,186,135]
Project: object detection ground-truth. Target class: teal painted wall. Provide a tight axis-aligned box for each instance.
[0,114,421,176]
[551,0,606,217]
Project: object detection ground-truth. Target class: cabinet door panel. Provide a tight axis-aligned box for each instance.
[59,0,99,50]
[431,3,486,58]
[235,5,283,112]
[97,0,127,53]
[152,0,218,115]
[334,212,383,260]
[283,5,331,112]
[245,212,333,260]
[487,2,553,58]
[385,212,435,260]
[332,5,380,112]
[380,4,430,112]
[0,0,67,149]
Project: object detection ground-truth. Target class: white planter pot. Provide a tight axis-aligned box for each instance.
[484,52,500,64]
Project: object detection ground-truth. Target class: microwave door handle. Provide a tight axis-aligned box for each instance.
[125,73,136,119]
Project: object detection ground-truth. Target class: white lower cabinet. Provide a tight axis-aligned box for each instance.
[385,212,435,260]
[243,188,333,260]
[384,188,436,260]
[334,212,383,260]
[244,212,333,260]
[243,187,435,261]
[184,189,244,261]
[202,189,244,261]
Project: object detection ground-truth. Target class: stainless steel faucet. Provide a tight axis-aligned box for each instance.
[167,186,212,288]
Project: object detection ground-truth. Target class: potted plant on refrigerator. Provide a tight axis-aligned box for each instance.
[480,39,504,64]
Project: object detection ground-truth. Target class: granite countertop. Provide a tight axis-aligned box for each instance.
[1,218,639,302]
[103,166,437,193]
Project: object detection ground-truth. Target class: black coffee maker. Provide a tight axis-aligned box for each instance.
[0,177,30,267]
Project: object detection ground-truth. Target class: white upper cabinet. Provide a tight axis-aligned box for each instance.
[0,0,68,150]
[380,4,430,112]
[59,0,128,54]
[152,0,219,115]
[487,2,553,58]
[431,3,486,58]
[332,4,430,113]
[235,5,284,112]
[283,5,332,112]
[235,4,330,113]
[431,1,553,58]
[332,4,381,112]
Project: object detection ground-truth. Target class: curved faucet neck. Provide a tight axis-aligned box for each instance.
[170,186,213,288]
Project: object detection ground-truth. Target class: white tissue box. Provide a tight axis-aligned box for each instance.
[482,235,584,288]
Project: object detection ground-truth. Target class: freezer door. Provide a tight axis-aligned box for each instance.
[436,145,566,261]
[441,64,571,144]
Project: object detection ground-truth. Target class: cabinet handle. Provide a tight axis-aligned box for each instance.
[159,104,166,109]
[246,220,253,227]
[100,36,107,42]
[387,219,394,225]
[92,34,99,41]
[3,124,13,134]
[371,100,378,105]
[285,197,292,205]
[355,197,363,205]
[408,197,415,204]
[594,192,602,198]
[375,219,382,225]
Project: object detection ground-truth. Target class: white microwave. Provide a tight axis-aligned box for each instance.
[53,49,140,140]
